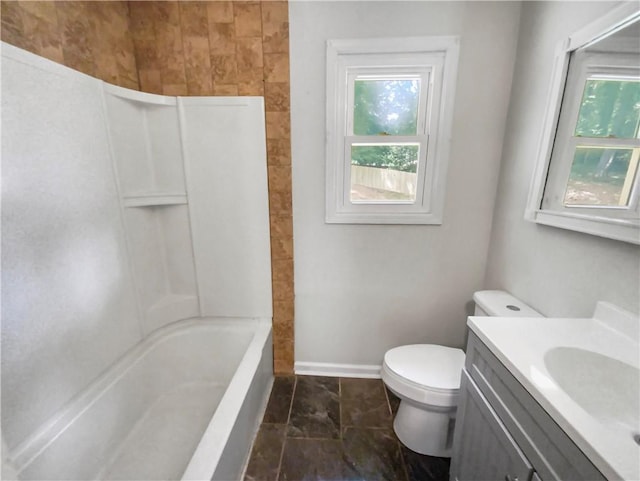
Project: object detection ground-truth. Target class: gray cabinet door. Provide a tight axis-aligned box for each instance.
[464,332,605,481]
[450,371,534,481]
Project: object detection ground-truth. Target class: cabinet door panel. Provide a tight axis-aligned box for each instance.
[450,371,533,481]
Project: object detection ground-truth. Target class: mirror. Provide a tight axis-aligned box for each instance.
[526,6,640,244]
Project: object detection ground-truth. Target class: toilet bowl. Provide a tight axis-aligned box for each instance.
[381,290,542,457]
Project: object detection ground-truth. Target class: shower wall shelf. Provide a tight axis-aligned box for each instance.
[123,193,188,207]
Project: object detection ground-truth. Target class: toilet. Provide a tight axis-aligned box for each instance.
[381,290,542,457]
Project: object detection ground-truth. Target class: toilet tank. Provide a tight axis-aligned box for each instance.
[472,290,542,317]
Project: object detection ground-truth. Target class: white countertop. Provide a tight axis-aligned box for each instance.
[468,314,640,481]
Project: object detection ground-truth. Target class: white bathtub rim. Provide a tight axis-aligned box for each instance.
[180,319,271,481]
[10,316,267,474]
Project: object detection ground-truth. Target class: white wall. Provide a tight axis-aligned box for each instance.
[290,1,522,368]
[485,2,640,318]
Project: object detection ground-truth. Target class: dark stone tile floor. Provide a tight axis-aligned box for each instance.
[243,375,450,481]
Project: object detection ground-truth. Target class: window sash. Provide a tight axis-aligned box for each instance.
[561,141,640,211]
[343,135,429,210]
[550,142,640,217]
[345,68,431,138]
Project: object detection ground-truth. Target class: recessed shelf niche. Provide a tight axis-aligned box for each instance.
[104,84,199,333]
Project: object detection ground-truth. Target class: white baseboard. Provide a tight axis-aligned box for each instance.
[294,362,381,379]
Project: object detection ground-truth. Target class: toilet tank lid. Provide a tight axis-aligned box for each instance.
[473,290,542,317]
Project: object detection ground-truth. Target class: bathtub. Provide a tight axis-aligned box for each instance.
[10,318,273,481]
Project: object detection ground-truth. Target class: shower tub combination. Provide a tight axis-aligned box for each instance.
[11,319,273,481]
[3,42,275,481]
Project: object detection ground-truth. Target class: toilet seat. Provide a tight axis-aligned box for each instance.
[382,344,465,407]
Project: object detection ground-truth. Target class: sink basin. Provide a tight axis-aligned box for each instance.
[544,347,639,429]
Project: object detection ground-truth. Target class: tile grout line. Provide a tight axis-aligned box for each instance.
[399,446,411,481]
[338,377,358,478]
[285,435,343,441]
[383,382,411,481]
[285,376,297,426]
[274,375,298,481]
[382,382,393,416]
[338,377,343,441]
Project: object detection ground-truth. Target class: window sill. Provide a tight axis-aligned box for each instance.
[526,209,640,245]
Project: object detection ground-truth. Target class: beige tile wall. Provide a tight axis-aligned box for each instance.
[1,1,139,89]
[1,0,295,374]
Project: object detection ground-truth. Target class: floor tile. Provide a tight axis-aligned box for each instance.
[341,378,392,428]
[341,378,387,402]
[287,376,340,439]
[245,375,450,481]
[263,376,295,424]
[278,438,356,481]
[401,445,450,481]
[244,424,286,481]
[342,427,407,481]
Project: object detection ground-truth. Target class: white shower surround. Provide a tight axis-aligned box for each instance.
[2,42,273,481]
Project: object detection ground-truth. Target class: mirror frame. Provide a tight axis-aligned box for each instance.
[525,2,640,245]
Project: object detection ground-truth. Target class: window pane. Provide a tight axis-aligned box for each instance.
[575,79,640,139]
[564,147,638,206]
[353,79,420,136]
[350,144,418,202]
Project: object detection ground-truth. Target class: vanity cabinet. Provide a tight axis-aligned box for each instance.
[450,332,606,481]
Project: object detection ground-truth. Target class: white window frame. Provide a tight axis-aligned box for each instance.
[326,36,460,224]
[525,3,640,244]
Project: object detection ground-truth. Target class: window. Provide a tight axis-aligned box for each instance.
[527,5,640,244]
[326,37,459,224]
